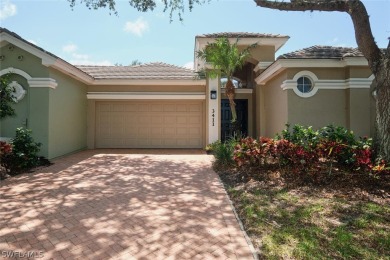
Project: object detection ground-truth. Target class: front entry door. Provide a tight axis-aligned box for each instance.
[221,99,248,141]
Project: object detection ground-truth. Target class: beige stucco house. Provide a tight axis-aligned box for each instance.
[0,28,376,159]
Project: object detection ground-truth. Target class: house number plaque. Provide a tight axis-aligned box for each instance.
[212,109,215,126]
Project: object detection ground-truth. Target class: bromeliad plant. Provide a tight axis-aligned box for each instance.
[232,124,389,176]
[196,37,256,123]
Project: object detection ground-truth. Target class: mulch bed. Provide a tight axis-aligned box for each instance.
[216,163,390,206]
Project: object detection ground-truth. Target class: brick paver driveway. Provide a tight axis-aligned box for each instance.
[0,150,254,259]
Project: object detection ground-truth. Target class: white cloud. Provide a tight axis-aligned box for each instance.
[72,53,89,60]
[70,59,112,66]
[183,61,194,70]
[62,42,112,65]
[0,0,17,20]
[62,43,78,53]
[124,17,149,37]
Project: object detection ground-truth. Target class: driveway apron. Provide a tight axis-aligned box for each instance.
[0,149,254,259]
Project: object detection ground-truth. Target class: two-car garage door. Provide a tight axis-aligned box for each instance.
[95,101,204,148]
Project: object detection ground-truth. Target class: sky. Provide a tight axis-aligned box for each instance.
[0,0,389,69]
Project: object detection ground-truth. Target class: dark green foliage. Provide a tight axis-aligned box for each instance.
[67,0,207,21]
[277,124,319,149]
[1,128,43,174]
[0,73,16,119]
[232,124,389,176]
[211,138,238,166]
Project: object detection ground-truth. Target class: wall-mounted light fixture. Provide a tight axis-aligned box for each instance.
[210,90,217,100]
[17,55,23,61]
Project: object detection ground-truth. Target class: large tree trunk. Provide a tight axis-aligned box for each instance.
[225,79,237,122]
[375,66,390,161]
[255,0,390,161]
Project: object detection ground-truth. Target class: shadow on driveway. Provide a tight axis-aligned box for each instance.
[0,149,253,259]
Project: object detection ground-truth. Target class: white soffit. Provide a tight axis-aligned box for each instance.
[87,92,206,100]
[195,37,289,52]
[255,58,369,85]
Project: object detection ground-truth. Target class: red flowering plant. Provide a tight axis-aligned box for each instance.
[0,141,12,155]
[275,139,319,172]
[233,137,276,167]
[0,141,13,179]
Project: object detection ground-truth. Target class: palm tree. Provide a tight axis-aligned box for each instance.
[197,37,255,123]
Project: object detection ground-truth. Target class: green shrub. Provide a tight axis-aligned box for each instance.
[232,124,389,176]
[1,128,42,174]
[213,138,237,166]
[277,124,319,149]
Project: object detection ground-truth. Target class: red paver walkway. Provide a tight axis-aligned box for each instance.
[0,150,254,259]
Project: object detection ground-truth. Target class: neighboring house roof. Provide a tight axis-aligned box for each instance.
[77,63,198,80]
[278,45,363,59]
[196,32,289,38]
[0,27,92,81]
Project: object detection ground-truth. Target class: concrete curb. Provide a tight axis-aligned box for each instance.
[216,173,259,260]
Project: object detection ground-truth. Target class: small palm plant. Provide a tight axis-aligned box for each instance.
[197,37,256,123]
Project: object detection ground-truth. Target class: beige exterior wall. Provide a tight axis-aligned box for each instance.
[259,73,288,137]
[287,67,346,80]
[285,67,373,137]
[247,45,276,63]
[347,67,372,78]
[287,89,347,129]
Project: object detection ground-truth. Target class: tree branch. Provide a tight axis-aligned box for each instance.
[255,0,348,12]
[255,0,382,74]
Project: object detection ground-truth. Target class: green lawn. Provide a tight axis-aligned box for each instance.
[218,168,390,259]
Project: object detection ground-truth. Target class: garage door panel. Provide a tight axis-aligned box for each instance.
[164,116,176,124]
[177,127,187,135]
[163,104,176,112]
[176,104,187,112]
[139,104,149,112]
[189,104,201,112]
[177,117,187,124]
[189,128,201,135]
[151,116,164,124]
[96,101,203,148]
[188,116,201,124]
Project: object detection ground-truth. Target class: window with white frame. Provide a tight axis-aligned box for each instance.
[292,71,319,98]
[297,76,313,93]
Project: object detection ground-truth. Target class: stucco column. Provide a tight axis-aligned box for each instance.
[28,78,57,159]
[206,75,221,144]
[28,87,50,158]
